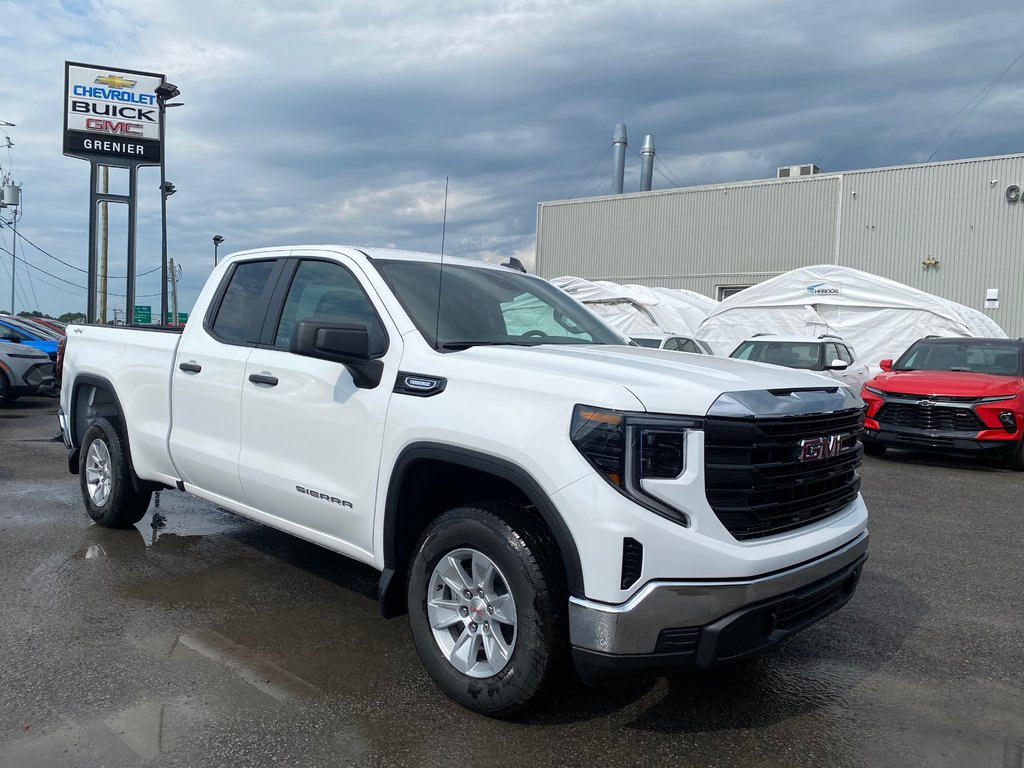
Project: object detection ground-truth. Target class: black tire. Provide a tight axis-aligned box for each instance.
[0,371,12,404]
[1003,439,1024,471]
[862,440,887,457]
[79,417,151,528]
[407,502,566,717]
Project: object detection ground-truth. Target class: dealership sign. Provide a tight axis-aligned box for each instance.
[63,62,165,165]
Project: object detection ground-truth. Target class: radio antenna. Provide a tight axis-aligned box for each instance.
[434,176,449,350]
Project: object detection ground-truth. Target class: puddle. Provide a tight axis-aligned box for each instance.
[172,629,323,702]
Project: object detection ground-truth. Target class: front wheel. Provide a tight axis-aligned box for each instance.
[0,372,13,404]
[1003,439,1024,471]
[407,502,566,716]
[862,440,887,457]
[79,417,152,528]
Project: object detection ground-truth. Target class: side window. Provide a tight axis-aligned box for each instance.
[0,323,29,341]
[273,260,387,356]
[663,338,680,351]
[210,260,278,345]
[733,342,756,360]
[839,345,854,364]
[679,339,699,354]
[825,343,841,364]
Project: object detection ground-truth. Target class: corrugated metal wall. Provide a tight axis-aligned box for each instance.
[537,153,1024,335]
[837,156,1024,335]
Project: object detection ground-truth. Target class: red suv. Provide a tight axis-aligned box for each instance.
[860,337,1024,469]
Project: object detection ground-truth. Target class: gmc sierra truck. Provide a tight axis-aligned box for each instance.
[59,246,869,715]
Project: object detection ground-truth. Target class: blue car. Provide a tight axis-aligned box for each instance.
[0,317,59,360]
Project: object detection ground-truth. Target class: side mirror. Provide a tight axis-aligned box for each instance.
[290,320,383,389]
[826,359,849,370]
[879,359,893,372]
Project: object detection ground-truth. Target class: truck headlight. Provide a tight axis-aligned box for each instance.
[571,405,701,526]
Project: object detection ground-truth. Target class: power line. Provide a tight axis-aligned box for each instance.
[903,46,1024,163]
[0,243,164,300]
[0,238,32,311]
[1,222,161,278]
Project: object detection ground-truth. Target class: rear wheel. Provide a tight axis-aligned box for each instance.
[0,372,12,404]
[79,417,152,528]
[407,502,566,716]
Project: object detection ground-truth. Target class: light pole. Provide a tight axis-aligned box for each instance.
[155,82,182,326]
[213,234,225,266]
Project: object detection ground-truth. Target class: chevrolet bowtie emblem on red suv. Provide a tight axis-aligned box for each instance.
[799,434,848,462]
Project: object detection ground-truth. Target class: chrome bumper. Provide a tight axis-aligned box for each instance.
[569,531,869,655]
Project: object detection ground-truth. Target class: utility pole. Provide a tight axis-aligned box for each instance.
[169,257,179,325]
[98,167,108,323]
[3,184,21,315]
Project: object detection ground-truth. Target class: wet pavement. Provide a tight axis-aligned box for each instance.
[1,396,1022,767]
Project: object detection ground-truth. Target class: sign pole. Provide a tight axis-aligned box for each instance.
[159,100,168,327]
[87,162,98,323]
[126,164,138,324]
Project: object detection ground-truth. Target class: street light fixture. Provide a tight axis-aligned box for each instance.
[155,81,182,327]
[213,234,225,266]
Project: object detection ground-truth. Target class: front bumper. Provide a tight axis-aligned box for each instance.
[569,531,868,683]
[863,425,1018,457]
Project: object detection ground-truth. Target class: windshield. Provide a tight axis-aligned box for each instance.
[631,337,662,348]
[730,340,822,370]
[5,318,61,340]
[371,260,626,349]
[894,340,1021,375]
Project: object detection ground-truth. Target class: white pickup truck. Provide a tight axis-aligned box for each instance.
[59,246,869,715]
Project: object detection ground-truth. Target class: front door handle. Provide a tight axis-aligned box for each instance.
[179,362,202,374]
[248,373,279,387]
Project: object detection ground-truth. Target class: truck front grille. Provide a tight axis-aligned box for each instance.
[704,408,863,540]
[876,402,983,432]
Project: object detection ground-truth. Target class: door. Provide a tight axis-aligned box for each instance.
[237,255,401,553]
[170,258,283,503]
[841,343,870,389]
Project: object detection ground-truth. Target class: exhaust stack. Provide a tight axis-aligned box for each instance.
[612,123,627,194]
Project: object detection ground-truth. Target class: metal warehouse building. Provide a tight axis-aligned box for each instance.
[535,152,1024,336]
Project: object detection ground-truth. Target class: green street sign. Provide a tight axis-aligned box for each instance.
[165,311,188,324]
[133,305,152,324]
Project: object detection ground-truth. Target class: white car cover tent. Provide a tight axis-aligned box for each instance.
[551,277,717,336]
[696,264,1007,364]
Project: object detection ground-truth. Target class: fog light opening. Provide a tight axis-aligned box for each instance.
[998,411,1017,434]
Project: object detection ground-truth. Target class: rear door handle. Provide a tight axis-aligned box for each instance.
[179,362,202,374]
[248,373,279,387]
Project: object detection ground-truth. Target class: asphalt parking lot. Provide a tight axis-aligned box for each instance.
[1,396,1022,768]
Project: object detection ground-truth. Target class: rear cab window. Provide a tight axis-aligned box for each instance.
[207,260,281,345]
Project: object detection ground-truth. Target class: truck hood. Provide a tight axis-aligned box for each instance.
[453,344,844,415]
[869,370,1024,398]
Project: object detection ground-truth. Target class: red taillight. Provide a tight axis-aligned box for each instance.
[56,336,67,385]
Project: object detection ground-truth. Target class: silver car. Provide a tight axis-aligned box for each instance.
[729,334,872,390]
[630,333,715,354]
[0,340,55,403]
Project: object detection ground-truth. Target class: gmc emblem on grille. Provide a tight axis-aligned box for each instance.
[799,434,848,462]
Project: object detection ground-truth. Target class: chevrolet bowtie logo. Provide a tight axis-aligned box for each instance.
[94,74,137,89]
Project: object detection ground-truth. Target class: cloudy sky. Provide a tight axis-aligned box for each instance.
[1,0,1022,318]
